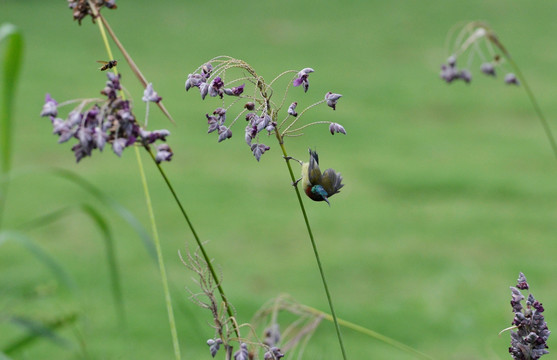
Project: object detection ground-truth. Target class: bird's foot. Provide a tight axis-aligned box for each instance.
[283,155,302,165]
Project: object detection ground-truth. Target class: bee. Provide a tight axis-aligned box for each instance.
[97,60,118,71]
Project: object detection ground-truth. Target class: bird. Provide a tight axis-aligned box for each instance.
[286,149,344,205]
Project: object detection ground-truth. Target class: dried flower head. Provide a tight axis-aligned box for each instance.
[507,272,550,360]
[440,22,519,86]
[67,0,117,25]
[40,74,172,163]
[185,57,345,161]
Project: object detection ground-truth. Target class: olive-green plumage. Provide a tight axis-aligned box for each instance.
[300,149,344,205]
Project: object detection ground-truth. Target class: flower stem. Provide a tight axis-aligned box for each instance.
[505,57,557,160]
[134,147,181,360]
[275,136,348,360]
[145,147,241,339]
[88,3,182,357]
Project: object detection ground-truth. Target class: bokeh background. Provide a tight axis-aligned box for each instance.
[2,0,557,359]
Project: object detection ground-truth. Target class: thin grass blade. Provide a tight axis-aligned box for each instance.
[51,168,157,261]
[3,313,78,355]
[0,230,76,290]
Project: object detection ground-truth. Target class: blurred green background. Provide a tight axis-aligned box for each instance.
[2,0,557,359]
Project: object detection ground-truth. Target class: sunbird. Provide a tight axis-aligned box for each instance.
[286,149,344,205]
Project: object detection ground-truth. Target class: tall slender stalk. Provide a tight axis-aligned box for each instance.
[145,146,241,338]
[88,3,182,357]
[275,134,348,360]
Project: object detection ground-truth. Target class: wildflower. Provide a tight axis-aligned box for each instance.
[142,83,162,103]
[224,84,245,96]
[155,144,173,164]
[209,77,224,98]
[508,272,550,360]
[244,102,255,111]
[329,122,346,135]
[505,73,520,85]
[41,73,172,163]
[325,92,342,110]
[217,126,232,142]
[459,69,472,83]
[293,67,314,92]
[233,343,249,360]
[185,73,204,91]
[251,143,270,161]
[40,94,58,117]
[207,338,223,358]
[264,347,285,360]
[481,62,496,76]
[287,102,298,117]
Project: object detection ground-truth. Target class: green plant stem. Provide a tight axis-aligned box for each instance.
[275,136,348,360]
[505,56,557,160]
[88,2,182,357]
[145,147,241,339]
[134,147,181,359]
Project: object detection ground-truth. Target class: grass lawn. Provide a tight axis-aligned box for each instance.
[2,0,557,358]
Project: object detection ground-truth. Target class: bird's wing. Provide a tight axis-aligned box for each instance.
[321,168,344,196]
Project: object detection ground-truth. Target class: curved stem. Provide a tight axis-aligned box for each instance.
[275,133,348,360]
[145,147,241,339]
[505,57,557,160]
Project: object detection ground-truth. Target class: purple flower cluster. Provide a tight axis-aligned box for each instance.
[440,55,519,86]
[186,60,346,161]
[68,0,117,25]
[40,73,172,164]
[509,272,550,360]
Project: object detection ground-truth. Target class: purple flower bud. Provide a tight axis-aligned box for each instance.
[213,107,226,123]
[251,143,270,161]
[480,62,496,76]
[209,77,224,98]
[459,69,472,83]
[266,121,276,134]
[200,82,209,100]
[505,73,520,85]
[206,114,219,133]
[40,94,58,117]
[201,62,213,78]
[264,347,284,360]
[440,64,459,83]
[517,272,529,290]
[288,102,298,117]
[93,127,108,151]
[329,122,346,135]
[72,142,89,163]
[256,114,270,133]
[185,73,204,91]
[107,72,121,90]
[224,83,245,96]
[325,92,342,110]
[244,102,255,111]
[142,83,162,103]
[217,126,232,142]
[233,343,249,360]
[112,138,127,157]
[68,110,83,127]
[207,338,223,358]
[155,143,173,164]
[293,67,314,92]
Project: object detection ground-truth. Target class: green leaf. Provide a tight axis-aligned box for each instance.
[0,23,23,177]
[78,204,125,324]
[3,313,78,355]
[0,230,76,290]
